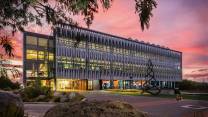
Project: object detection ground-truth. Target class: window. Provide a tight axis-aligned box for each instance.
[38,51,45,60]
[26,36,37,45]
[39,63,48,77]
[26,70,38,77]
[49,53,54,61]
[49,40,54,48]
[39,38,48,47]
[26,50,37,60]
[26,63,37,77]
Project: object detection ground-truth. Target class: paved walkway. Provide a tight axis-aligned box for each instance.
[24,91,208,117]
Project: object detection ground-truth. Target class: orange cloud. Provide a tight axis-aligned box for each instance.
[6,0,208,82]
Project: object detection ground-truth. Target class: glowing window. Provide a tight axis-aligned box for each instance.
[26,50,37,60]
[49,53,54,61]
[38,51,45,60]
[39,63,48,77]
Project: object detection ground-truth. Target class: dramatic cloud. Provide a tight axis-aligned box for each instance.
[185,68,208,82]
[5,0,208,81]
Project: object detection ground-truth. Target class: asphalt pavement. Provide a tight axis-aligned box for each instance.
[24,91,208,117]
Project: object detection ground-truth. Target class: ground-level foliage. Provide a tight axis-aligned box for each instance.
[179,80,208,92]
[106,89,208,101]
[20,85,53,102]
[0,76,20,90]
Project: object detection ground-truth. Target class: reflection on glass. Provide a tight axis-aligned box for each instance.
[39,38,48,47]
[26,36,37,45]
[26,64,37,77]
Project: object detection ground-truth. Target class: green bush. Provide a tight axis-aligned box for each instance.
[0,76,20,90]
[21,86,52,102]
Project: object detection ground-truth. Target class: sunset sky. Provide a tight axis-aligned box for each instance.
[8,0,208,82]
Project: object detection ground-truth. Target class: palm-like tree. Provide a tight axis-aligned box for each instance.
[0,36,21,79]
[0,35,14,57]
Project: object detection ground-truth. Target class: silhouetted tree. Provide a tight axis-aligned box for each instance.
[0,35,14,57]
[0,0,157,35]
[0,35,21,80]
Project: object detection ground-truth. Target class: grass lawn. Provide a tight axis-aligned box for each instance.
[105,89,208,101]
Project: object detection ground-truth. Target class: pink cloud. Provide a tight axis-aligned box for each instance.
[6,0,208,81]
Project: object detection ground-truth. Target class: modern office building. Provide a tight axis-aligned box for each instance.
[23,23,182,91]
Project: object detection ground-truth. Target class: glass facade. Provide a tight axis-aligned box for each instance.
[23,32,55,88]
[55,24,182,83]
[23,24,182,90]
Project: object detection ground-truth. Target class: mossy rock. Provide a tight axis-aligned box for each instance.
[0,91,24,117]
[44,100,148,117]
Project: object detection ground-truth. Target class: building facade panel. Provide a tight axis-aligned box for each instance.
[23,23,182,91]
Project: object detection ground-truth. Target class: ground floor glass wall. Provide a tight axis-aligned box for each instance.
[26,79,55,90]
[56,79,88,91]
[26,78,178,91]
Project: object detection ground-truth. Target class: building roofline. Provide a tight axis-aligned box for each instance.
[23,24,182,54]
[58,23,182,54]
[23,31,54,39]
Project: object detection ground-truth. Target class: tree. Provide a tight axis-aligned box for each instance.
[0,0,157,35]
[0,34,21,79]
[0,0,157,82]
[0,35,14,57]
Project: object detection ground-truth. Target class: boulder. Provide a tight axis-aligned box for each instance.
[44,100,148,117]
[0,90,24,117]
[60,95,68,103]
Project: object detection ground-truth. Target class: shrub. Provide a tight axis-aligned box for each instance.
[0,76,20,90]
[21,86,53,102]
[179,80,208,91]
